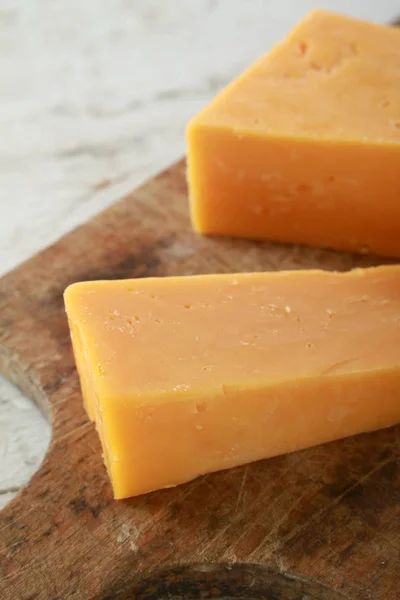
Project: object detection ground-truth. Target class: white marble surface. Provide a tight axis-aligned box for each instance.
[0,0,398,510]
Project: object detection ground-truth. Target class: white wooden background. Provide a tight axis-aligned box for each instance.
[0,0,398,510]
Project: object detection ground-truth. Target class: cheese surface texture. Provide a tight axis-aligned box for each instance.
[65,266,400,498]
[186,10,400,258]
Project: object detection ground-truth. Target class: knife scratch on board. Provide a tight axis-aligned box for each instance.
[235,464,248,513]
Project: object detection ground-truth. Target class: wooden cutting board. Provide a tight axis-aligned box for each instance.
[0,159,399,600]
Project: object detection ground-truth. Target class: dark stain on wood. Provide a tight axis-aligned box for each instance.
[101,563,352,599]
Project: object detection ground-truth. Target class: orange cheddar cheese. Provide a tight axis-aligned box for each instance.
[64,266,400,498]
[186,10,400,258]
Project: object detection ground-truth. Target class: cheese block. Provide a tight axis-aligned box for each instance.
[64,266,400,499]
[186,10,400,258]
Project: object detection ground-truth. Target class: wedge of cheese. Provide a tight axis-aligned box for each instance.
[65,266,400,498]
[187,10,400,257]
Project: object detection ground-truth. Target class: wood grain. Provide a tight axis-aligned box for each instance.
[0,160,399,600]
